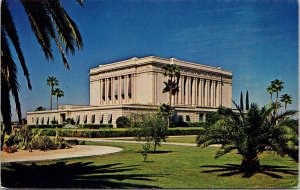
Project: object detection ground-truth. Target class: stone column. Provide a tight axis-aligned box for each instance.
[105,78,109,105]
[118,76,121,104]
[124,75,128,104]
[216,81,220,107]
[212,80,216,107]
[205,79,210,106]
[198,79,203,106]
[132,74,136,103]
[191,78,196,105]
[187,77,191,105]
[194,78,198,105]
[180,76,184,105]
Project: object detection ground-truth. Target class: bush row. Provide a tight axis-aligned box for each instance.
[37,127,204,138]
[28,124,113,129]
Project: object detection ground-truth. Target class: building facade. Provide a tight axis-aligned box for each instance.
[27,56,232,127]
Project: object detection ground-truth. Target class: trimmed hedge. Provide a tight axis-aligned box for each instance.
[36,127,204,138]
[28,124,64,129]
[29,124,113,129]
[80,124,113,129]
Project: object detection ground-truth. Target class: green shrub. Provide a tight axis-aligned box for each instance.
[38,127,204,138]
[186,122,204,128]
[28,124,64,129]
[80,124,113,129]
[116,116,131,128]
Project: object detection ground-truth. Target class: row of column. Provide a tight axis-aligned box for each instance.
[99,74,134,105]
[175,76,222,107]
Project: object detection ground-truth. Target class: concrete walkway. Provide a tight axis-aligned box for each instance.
[1,145,123,163]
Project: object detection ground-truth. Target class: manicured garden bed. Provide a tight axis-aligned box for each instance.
[1,142,298,188]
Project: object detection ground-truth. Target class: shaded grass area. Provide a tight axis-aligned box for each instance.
[1,142,298,188]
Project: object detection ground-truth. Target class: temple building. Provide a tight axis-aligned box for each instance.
[27,56,232,127]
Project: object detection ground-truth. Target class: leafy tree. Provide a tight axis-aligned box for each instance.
[270,79,284,116]
[196,101,298,177]
[245,90,249,110]
[162,64,180,106]
[134,112,168,152]
[47,77,59,110]
[53,88,64,110]
[35,106,46,111]
[280,94,292,110]
[1,0,83,147]
[240,91,244,111]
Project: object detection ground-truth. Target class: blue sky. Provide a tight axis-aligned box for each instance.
[7,0,298,120]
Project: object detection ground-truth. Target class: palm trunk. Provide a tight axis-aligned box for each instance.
[276,91,278,116]
[241,155,260,176]
[285,103,287,110]
[56,95,58,110]
[153,142,157,152]
[50,86,53,110]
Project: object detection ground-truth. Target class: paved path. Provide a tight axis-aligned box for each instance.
[1,145,123,163]
[62,137,221,147]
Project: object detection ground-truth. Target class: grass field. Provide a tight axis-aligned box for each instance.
[1,141,298,188]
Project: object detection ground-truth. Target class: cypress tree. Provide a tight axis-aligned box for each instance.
[240,91,244,111]
[246,90,249,110]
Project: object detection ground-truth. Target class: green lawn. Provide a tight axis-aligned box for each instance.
[1,142,298,188]
[115,136,198,144]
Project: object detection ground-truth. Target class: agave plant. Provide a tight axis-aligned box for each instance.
[196,101,298,177]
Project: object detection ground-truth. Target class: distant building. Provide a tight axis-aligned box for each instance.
[27,56,232,127]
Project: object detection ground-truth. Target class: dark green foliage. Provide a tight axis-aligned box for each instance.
[51,119,58,125]
[65,118,75,125]
[186,122,204,128]
[246,91,249,110]
[240,91,244,111]
[80,124,113,129]
[28,124,64,129]
[37,127,204,138]
[116,116,131,128]
[204,112,220,128]
[197,102,298,177]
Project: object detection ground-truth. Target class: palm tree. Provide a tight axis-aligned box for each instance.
[280,94,292,110]
[1,0,83,138]
[271,79,284,115]
[47,77,59,110]
[196,101,298,177]
[53,88,64,110]
[162,64,180,105]
[266,85,275,103]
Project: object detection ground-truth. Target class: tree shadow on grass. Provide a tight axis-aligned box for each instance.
[200,164,298,178]
[1,162,166,188]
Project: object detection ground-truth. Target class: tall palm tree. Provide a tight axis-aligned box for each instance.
[1,0,83,137]
[47,77,59,110]
[196,102,298,177]
[53,88,64,110]
[162,64,180,106]
[266,85,275,103]
[271,79,284,115]
[280,94,292,110]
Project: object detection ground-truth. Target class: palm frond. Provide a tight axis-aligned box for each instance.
[21,0,54,61]
[2,0,32,89]
[1,30,22,124]
[47,0,83,54]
